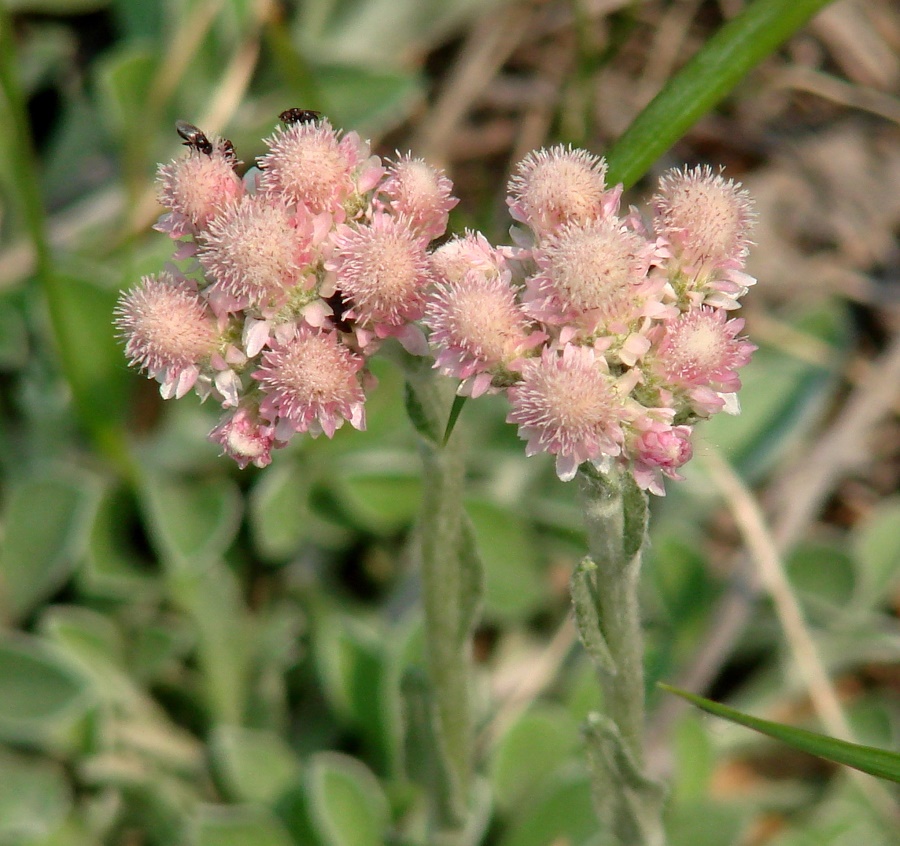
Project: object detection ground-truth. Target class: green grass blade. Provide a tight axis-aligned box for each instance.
[659,683,900,783]
[605,0,836,187]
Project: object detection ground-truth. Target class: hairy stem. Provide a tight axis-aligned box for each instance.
[402,354,481,843]
[573,468,665,846]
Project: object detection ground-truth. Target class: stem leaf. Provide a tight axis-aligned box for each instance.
[442,394,467,446]
[583,712,667,846]
[404,380,440,445]
[621,474,649,560]
[570,557,617,677]
[400,669,466,826]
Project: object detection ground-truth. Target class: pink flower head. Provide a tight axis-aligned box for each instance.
[631,422,694,496]
[114,271,219,399]
[258,118,383,219]
[155,140,244,237]
[526,218,662,334]
[651,307,756,413]
[209,405,277,469]
[254,325,367,439]
[430,231,508,285]
[327,214,432,337]
[507,145,621,238]
[425,270,544,397]
[199,195,315,313]
[653,165,756,306]
[507,344,630,481]
[378,154,458,241]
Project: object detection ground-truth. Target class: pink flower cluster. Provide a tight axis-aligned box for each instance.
[116,117,755,494]
[425,146,757,494]
[115,114,457,468]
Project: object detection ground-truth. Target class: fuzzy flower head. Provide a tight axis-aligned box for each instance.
[631,422,694,496]
[327,214,432,337]
[507,345,630,482]
[649,307,756,417]
[258,118,382,219]
[507,145,620,238]
[155,139,244,237]
[378,154,458,240]
[254,325,367,439]
[114,271,219,398]
[430,231,508,285]
[425,271,544,397]
[527,218,661,334]
[209,405,276,469]
[199,195,315,314]
[653,165,756,307]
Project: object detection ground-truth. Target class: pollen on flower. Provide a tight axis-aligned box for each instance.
[156,143,244,235]
[529,218,652,329]
[199,195,312,311]
[507,345,626,481]
[328,215,431,329]
[652,307,755,392]
[258,119,365,215]
[114,272,218,391]
[254,326,366,438]
[653,165,755,269]
[379,154,458,240]
[507,145,614,236]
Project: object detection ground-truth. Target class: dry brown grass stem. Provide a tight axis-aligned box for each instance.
[129,0,276,236]
[411,3,538,167]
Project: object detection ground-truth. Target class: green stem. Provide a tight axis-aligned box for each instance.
[578,471,646,759]
[0,10,135,481]
[401,354,481,843]
[573,468,665,846]
[605,0,836,188]
[0,11,53,280]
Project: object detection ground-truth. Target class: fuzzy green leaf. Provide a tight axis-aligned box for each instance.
[570,557,617,676]
[0,473,100,622]
[305,753,389,846]
[0,747,71,841]
[193,804,294,846]
[404,379,440,444]
[0,634,92,745]
[210,725,301,805]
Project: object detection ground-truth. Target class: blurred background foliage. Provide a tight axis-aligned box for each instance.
[0,0,898,844]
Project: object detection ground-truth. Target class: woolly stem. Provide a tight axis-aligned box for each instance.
[573,467,666,846]
[401,353,482,844]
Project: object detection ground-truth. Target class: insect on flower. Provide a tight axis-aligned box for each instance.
[279,108,323,126]
[175,120,213,155]
[324,289,355,334]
